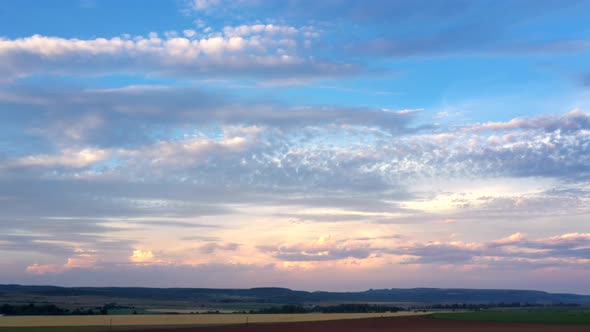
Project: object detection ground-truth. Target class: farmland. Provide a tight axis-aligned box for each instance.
[3,316,587,332]
[1,309,590,331]
[0,311,430,331]
[140,316,590,332]
[430,308,590,324]
[1,285,589,331]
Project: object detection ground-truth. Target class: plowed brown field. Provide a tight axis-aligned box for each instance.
[136,316,590,332]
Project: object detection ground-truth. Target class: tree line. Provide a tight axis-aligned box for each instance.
[409,302,581,311]
[252,303,404,314]
[0,303,134,316]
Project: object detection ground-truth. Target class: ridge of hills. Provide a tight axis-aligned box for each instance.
[1,284,589,305]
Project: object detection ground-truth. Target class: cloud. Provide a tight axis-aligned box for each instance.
[0,27,358,81]
[529,233,590,251]
[187,0,221,11]
[253,231,590,270]
[0,85,421,152]
[180,1,590,58]
[392,233,590,266]
[13,148,109,168]
[128,220,221,229]
[183,29,197,38]
[26,263,63,275]
[130,249,156,263]
[490,232,528,247]
[3,107,590,231]
[258,235,377,262]
[7,230,590,290]
[467,109,590,133]
[26,250,98,275]
[200,242,241,254]
[396,241,483,264]
[2,0,590,293]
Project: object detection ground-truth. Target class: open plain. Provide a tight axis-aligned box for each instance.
[134,316,590,332]
[0,311,430,330]
[2,313,590,332]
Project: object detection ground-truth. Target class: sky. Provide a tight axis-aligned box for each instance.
[1,0,590,294]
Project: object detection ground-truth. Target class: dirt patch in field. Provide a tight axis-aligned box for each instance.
[134,316,590,332]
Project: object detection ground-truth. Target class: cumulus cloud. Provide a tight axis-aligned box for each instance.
[13,148,109,168]
[26,250,98,275]
[130,249,157,263]
[393,233,590,266]
[467,109,590,133]
[179,1,590,58]
[253,231,590,271]
[0,26,357,81]
[258,235,378,262]
[490,233,528,247]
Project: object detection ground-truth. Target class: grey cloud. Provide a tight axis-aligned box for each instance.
[352,235,402,241]
[394,233,590,266]
[126,220,222,229]
[0,234,76,256]
[0,178,236,220]
[269,247,373,262]
[0,85,422,150]
[6,262,273,288]
[395,244,482,264]
[200,242,241,254]
[263,232,590,266]
[4,107,590,230]
[181,235,221,242]
[258,239,376,262]
[0,229,135,258]
[525,234,590,251]
[468,110,590,133]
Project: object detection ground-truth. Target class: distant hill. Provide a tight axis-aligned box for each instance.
[1,284,589,305]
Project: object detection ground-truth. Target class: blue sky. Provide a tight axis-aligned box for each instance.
[1,0,590,293]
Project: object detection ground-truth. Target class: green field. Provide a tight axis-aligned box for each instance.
[431,308,590,324]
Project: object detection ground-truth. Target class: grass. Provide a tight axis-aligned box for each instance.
[430,308,590,324]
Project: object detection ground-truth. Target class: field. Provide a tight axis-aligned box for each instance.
[81,316,590,332]
[0,311,430,331]
[2,308,590,331]
[431,308,590,324]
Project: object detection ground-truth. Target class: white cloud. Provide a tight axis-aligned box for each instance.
[0,26,352,81]
[130,249,156,263]
[14,148,109,168]
[183,29,197,38]
[466,109,590,133]
[491,233,528,246]
[26,250,98,274]
[188,0,221,10]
